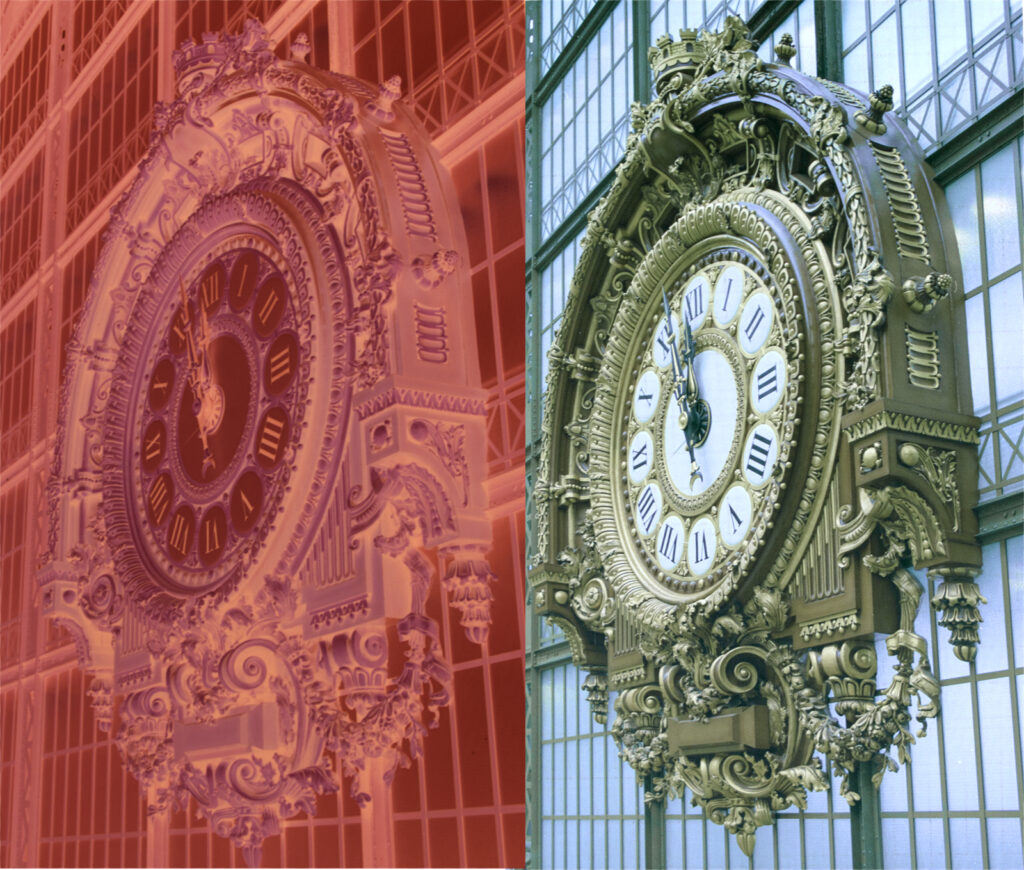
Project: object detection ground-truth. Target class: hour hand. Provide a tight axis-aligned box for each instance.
[682,321,700,402]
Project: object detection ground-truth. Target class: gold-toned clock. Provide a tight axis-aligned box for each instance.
[531,18,983,856]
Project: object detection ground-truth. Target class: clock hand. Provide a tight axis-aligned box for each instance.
[662,289,703,487]
[179,280,216,477]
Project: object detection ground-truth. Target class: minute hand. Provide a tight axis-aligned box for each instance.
[661,291,703,486]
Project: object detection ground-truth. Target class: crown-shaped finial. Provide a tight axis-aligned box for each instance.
[648,30,706,97]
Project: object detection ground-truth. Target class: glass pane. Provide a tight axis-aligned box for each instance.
[882,817,912,869]
[987,817,1024,870]
[936,0,969,69]
[974,541,1009,674]
[915,817,946,869]
[965,293,992,417]
[797,0,817,74]
[843,0,868,49]
[901,0,934,97]
[1008,535,1023,665]
[845,39,871,94]
[942,682,981,810]
[981,144,1023,279]
[988,272,1024,407]
[949,817,983,869]
[946,169,983,292]
[872,12,902,105]
[970,0,1006,43]
[976,677,1018,811]
[870,0,894,25]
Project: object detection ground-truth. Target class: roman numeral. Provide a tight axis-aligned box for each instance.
[149,478,170,523]
[257,292,279,325]
[201,275,219,308]
[720,278,733,312]
[685,285,704,322]
[144,431,162,461]
[171,320,185,343]
[656,334,670,357]
[637,487,657,533]
[631,442,649,471]
[203,518,220,554]
[757,364,779,401]
[692,530,709,564]
[268,346,292,384]
[238,489,255,520]
[151,378,169,394]
[744,305,766,342]
[658,523,679,564]
[746,431,773,478]
[637,391,653,405]
[728,503,743,534]
[258,414,285,462]
[168,512,189,554]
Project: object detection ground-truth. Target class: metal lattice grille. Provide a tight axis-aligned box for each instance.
[538,1,634,240]
[842,0,1023,152]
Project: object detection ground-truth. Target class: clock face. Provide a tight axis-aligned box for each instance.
[617,252,800,601]
[129,244,303,593]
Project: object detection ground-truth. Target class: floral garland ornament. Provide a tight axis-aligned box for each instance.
[530,18,981,856]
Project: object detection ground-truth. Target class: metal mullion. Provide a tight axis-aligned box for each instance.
[973,162,1004,491]
[993,535,1024,857]
[968,655,990,867]
[926,572,955,869]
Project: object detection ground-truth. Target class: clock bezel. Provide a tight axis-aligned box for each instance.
[127,235,302,593]
[589,201,824,615]
[102,181,351,616]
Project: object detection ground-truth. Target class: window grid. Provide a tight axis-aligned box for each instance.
[946,137,1024,501]
[539,665,645,869]
[539,0,634,239]
[0,150,45,305]
[0,480,27,669]
[667,778,854,870]
[841,0,1023,153]
[0,9,50,173]
[650,0,768,36]
[449,119,527,475]
[539,0,603,74]
[0,689,17,867]
[168,775,363,867]
[72,0,131,79]
[352,0,525,139]
[38,668,147,867]
[173,0,284,50]
[0,302,36,470]
[877,542,1024,870]
[65,8,159,235]
[59,225,106,385]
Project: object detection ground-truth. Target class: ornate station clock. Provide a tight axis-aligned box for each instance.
[41,23,496,864]
[531,19,983,853]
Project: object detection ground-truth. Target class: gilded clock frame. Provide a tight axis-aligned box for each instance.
[596,225,809,608]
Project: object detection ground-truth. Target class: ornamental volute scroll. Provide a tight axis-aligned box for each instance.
[40,22,494,865]
[529,18,982,854]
